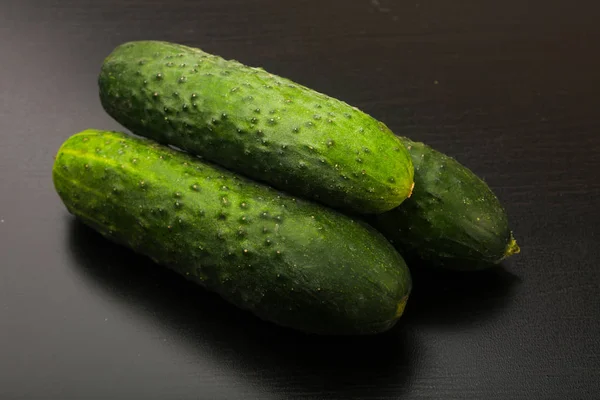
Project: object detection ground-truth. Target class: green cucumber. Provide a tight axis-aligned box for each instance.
[371,136,519,270]
[98,40,414,214]
[53,129,412,335]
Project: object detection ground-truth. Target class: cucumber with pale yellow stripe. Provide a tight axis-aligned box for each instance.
[52,129,412,335]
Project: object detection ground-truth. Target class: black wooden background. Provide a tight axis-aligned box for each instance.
[1,0,599,399]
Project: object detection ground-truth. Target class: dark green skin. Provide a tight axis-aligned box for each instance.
[372,137,519,270]
[98,41,414,214]
[53,129,412,335]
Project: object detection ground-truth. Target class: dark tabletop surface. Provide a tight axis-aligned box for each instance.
[1,0,599,399]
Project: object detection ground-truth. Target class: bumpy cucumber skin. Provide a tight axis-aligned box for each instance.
[53,129,412,335]
[372,137,519,270]
[98,41,414,214]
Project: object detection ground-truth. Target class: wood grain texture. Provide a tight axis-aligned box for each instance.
[1,0,599,399]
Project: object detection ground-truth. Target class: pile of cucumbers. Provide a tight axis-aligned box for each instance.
[53,41,519,335]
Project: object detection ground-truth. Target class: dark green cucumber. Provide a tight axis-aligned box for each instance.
[53,129,412,335]
[98,40,414,214]
[372,136,519,270]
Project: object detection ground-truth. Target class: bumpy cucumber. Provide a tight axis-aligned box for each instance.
[53,129,412,334]
[372,136,519,270]
[98,40,414,214]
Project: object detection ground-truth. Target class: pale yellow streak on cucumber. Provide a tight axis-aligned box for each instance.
[395,295,409,318]
[55,173,114,232]
[60,144,166,186]
[53,168,106,199]
[61,148,137,175]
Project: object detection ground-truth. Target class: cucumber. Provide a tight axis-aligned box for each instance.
[53,129,412,335]
[371,137,519,270]
[98,40,414,214]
